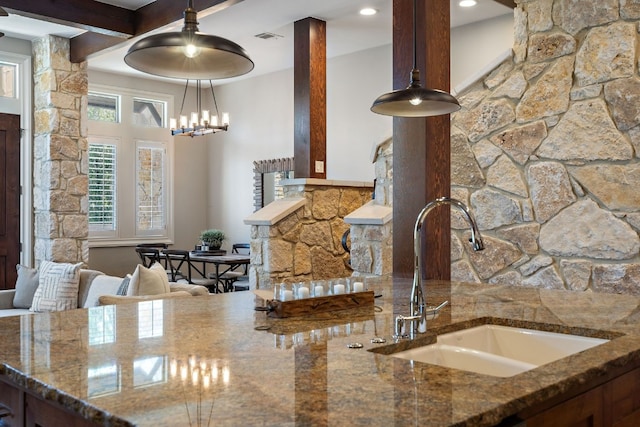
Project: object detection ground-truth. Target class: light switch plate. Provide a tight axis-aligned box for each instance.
[315,160,324,173]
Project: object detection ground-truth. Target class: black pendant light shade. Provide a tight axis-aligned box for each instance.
[371,0,460,117]
[125,1,254,80]
[371,69,460,117]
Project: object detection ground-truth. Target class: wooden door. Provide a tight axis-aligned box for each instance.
[0,113,20,290]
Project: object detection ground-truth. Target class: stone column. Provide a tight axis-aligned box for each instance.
[32,36,89,265]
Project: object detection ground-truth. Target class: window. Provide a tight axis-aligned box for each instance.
[133,97,165,128]
[88,84,173,246]
[136,143,166,235]
[88,142,117,233]
[88,92,119,122]
[0,61,17,98]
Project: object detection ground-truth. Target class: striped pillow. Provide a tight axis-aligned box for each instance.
[30,261,83,312]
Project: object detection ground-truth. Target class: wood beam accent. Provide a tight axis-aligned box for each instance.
[2,0,134,37]
[133,0,243,36]
[492,0,517,8]
[4,0,244,62]
[392,0,452,279]
[293,18,327,179]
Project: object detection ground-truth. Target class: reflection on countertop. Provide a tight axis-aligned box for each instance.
[1,277,640,426]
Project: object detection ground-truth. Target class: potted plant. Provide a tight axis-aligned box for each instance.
[200,229,225,250]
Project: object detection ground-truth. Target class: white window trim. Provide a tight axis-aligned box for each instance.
[0,51,33,266]
[88,84,174,248]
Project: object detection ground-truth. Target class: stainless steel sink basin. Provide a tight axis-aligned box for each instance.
[391,324,609,377]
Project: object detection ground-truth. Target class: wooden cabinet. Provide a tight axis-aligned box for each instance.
[522,366,640,427]
[0,377,23,427]
[0,376,99,427]
[525,386,603,427]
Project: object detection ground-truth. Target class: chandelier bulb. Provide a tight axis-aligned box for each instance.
[410,98,423,106]
[222,112,230,126]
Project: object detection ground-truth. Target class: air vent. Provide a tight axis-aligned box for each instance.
[254,32,283,40]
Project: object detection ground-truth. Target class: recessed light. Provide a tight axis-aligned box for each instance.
[459,0,477,7]
[360,7,378,16]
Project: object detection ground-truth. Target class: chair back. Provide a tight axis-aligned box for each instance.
[135,247,163,268]
[163,249,192,282]
[232,243,250,254]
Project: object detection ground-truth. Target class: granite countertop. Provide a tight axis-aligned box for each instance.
[1,277,640,426]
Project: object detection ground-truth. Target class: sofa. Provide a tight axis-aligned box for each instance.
[0,262,210,318]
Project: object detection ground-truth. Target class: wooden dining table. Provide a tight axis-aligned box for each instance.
[188,252,250,292]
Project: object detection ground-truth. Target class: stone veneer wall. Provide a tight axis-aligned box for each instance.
[32,36,88,265]
[348,138,393,277]
[449,0,640,295]
[250,182,372,288]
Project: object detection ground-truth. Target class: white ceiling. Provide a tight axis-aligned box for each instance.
[0,0,512,84]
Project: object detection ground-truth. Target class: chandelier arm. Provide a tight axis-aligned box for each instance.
[196,80,202,126]
[209,80,221,119]
[179,79,190,116]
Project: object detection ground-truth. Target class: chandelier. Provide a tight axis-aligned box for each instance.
[170,80,229,137]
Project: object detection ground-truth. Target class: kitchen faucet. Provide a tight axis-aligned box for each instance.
[395,197,485,339]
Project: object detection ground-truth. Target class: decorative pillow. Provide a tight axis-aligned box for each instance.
[30,261,83,312]
[13,264,40,309]
[117,275,131,296]
[98,291,192,306]
[127,263,170,296]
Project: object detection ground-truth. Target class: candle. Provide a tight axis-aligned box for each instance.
[282,290,294,301]
[314,285,324,297]
[333,284,345,295]
[297,286,310,299]
[353,282,364,293]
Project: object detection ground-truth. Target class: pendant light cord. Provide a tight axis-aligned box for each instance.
[409,0,421,87]
[412,0,417,72]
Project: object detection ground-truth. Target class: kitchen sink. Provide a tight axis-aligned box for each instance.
[391,324,609,377]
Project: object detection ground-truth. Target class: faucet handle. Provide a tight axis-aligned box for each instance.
[393,315,410,340]
[424,300,449,320]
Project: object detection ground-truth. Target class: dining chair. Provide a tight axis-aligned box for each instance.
[230,243,250,291]
[135,246,163,268]
[163,249,220,293]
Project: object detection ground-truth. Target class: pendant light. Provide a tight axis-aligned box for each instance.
[125,0,254,80]
[371,0,460,117]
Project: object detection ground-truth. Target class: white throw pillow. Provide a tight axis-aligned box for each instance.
[127,263,171,296]
[30,261,83,312]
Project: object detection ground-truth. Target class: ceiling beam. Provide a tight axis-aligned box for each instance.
[6,0,244,63]
[72,0,243,62]
[2,0,134,37]
[492,0,516,8]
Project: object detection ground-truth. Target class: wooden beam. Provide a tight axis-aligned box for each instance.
[293,18,327,179]
[392,0,452,280]
[492,0,517,8]
[2,0,134,37]
[133,0,243,36]
[3,0,244,62]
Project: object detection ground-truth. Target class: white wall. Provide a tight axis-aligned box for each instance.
[0,36,31,56]
[451,13,514,90]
